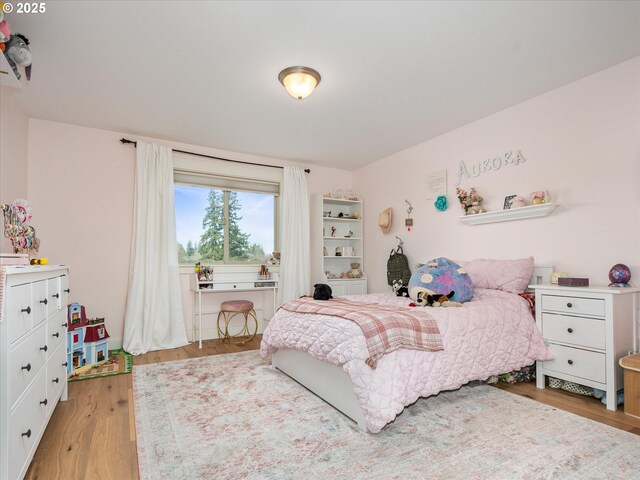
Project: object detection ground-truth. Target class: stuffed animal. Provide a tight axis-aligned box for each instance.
[347,262,362,279]
[415,290,462,307]
[4,33,31,80]
[313,283,333,300]
[392,280,409,297]
[408,257,474,303]
[0,4,10,52]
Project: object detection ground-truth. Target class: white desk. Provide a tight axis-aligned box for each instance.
[189,273,279,348]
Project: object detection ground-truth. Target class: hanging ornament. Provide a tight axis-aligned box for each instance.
[405,200,413,231]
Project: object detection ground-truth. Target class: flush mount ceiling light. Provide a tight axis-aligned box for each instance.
[278,66,321,100]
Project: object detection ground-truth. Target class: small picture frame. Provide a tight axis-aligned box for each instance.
[503,195,517,210]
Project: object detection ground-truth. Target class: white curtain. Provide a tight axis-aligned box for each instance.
[123,142,188,355]
[277,166,310,305]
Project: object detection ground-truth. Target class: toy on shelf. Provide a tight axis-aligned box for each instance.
[530,191,545,205]
[4,33,31,80]
[66,303,110,376]
[30,257,48,265]
[0,3,11,53]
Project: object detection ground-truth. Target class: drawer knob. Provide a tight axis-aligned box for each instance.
[62,322,68,328]
[21,429,32,438]
[40,298,48,305]
[64,288,70,293]
[233,285,237,288]
[52,293,60,299]
[21,363,32,372]
[21,306,31,314]
[52,332,60,338]
[40,398,48,406]
[52,378,59,384]
[568,359,574,365]
[62,362,68,367]
[566,302,573,308]
[40,345,48,352]
[567,328,573,333]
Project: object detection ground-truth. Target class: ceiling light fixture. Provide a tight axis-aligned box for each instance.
[278,66,321,100]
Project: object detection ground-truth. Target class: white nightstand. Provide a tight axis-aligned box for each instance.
[530,284,640,411]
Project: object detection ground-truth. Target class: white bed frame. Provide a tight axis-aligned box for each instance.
[272,266,553,432]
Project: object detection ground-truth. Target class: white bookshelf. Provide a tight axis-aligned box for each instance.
[310,194,367,296]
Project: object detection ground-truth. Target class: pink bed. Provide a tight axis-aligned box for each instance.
[261,288,551,433]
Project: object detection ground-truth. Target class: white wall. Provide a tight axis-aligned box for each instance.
[353,57,640,294]
[0,87,29,254]
[27,120,352,348]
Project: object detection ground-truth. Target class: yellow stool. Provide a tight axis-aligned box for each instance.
[216,300,258,345]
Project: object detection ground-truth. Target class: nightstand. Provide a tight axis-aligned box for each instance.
[530,284,640,411]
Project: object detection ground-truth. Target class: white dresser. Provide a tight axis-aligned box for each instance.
[0,265,70,480]
[531,284,640,411]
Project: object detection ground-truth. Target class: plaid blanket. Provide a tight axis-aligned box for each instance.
[279,297,443,368]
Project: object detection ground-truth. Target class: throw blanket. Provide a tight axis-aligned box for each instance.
[279,297,443,368]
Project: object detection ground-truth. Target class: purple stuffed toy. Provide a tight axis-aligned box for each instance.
[408,257,474,304]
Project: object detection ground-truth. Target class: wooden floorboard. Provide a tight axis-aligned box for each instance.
[25,337,640,479]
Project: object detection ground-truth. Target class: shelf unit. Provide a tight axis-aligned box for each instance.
[0,54,21,89]
[310,195,367,296]
[459,203,558,225]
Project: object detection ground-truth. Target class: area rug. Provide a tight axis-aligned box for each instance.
[133,351,640,480]
[68,349,133,381]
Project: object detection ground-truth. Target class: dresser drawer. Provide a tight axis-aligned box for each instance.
[47,309,67,357]
[9,368,48,480]
[541,313,605,350]
[47,342,67,413]
[32,279,49,327]
[9,323,48,409]
[541,294,605,317]
[542,343,606,384]
[212,282,256,291]
[7,282,32,344]
[47,276,62,317]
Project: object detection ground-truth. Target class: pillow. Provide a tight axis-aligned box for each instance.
[408,257,474,303]
[456,257,534,294]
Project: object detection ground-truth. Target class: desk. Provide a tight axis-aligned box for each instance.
[189,273,279,348]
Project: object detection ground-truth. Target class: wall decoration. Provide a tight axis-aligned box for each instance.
[456,187,485,215]
[530,191,545,205]
[455,150,526,186]
[2,199,40,256]
[426,170,447,199]
[434,195,448,212]
[503,195,517,210]
[404,200,413,231]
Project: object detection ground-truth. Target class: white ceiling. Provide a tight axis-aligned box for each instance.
[9,1,640,170]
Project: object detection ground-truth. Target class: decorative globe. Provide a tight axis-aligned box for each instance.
[608,264,631,286]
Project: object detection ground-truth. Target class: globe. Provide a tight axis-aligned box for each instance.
[608,264,631,286]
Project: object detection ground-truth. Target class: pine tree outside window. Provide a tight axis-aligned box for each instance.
[173,171,278,265]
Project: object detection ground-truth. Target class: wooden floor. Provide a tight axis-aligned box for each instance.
[25,338,640,479]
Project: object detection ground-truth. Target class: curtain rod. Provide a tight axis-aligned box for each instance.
[120,138,310,173]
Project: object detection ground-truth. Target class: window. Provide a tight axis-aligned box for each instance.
[174,171,278,265]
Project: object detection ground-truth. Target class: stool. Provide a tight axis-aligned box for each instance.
[216,300,258,345]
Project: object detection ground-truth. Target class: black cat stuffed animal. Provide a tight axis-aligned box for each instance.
[313,283,333,300]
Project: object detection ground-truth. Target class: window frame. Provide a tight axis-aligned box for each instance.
[172,153,282,268]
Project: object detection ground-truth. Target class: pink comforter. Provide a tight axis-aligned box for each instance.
[260,289,551,433]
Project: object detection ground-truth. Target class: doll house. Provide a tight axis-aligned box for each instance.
[66,302,110,375]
